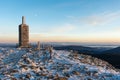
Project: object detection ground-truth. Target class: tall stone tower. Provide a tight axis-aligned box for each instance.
[19,16,29,48]
[37,41,40,50]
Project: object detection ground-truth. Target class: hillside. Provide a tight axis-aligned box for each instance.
[0,47,120,80]
[54,45,120,69]
[97,47,120,69]
[54,45,111,54]
[101,47,120,55]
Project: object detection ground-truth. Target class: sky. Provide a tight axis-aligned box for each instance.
[0,0,120,44]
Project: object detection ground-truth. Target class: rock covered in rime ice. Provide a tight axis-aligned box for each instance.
[0,47,119,80]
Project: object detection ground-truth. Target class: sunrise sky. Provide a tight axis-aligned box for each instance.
[0,0,120,44]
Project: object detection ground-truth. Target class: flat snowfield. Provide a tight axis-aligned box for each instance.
[0,47,120,80]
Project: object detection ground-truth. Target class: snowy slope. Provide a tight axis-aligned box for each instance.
[0,47,120,80]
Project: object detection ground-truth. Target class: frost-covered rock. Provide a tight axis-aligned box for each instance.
[0,47,119,80]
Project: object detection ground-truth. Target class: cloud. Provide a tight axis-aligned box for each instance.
[34,14,38,17]
[30,24,76,37]
[66,12,120,26]
[51,24,75,33]
[78,11,120,26]
[66,16,75,19]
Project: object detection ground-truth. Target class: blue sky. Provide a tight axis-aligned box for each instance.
[0,0,120,43]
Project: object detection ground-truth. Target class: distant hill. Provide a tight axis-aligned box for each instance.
[54,45,120,69]
[101,47,120,55]
[98,47,120,69]
[0,43,16,48]
[54,45,111,54]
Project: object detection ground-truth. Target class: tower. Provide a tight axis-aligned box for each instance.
[19,16,29,48]
[37,41,40,50]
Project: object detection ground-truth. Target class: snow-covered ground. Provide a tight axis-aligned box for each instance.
[0,47,120,80]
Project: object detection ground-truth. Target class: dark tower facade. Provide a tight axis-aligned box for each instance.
[19,16,29,48]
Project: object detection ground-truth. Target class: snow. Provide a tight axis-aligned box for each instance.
[0,47,119,80]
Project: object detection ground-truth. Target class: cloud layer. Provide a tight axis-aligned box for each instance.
[78,11,120,26]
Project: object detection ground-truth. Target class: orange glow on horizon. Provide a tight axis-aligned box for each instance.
[0,35,120,44]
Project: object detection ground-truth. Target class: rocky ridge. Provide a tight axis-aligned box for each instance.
[0,47,119,80]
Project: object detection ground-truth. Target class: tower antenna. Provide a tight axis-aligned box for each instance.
[22,16,25,24]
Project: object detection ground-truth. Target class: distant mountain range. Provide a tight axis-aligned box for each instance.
[54,45,120,69]
[54,45,112,54]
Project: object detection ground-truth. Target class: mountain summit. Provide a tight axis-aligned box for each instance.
[0,47,120,80]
